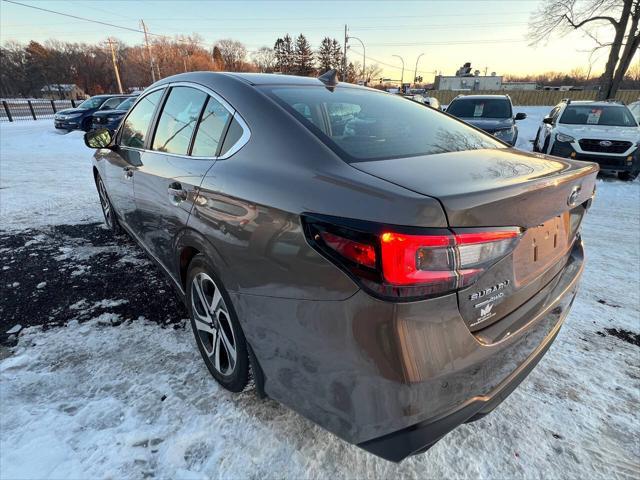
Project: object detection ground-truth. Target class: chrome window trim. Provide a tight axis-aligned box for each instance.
[116,81,251,160]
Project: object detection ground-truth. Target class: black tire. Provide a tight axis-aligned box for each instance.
[541,134,551,154]
[81,117,92,132]
[618,171,639,181]
[95,174,121,234]
[186,254,249,392]
[532,128,541,152]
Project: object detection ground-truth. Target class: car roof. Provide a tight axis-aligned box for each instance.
[562,100,627,107]
[153,71,366,91]
[453,95,510,101]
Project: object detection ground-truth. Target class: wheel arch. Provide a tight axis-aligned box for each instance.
[174,227,237,292]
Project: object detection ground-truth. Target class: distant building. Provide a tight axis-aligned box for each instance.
[40,84,86,100]
[433,62,502,91]
[542,85,583,91]
[433,74,502,91]
[502,81,538,91]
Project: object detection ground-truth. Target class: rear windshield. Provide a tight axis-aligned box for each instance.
[446,98,512,119]
[559,105,637,127]
[266,87,504,161]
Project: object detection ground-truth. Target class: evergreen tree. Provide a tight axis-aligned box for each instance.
[345,62,357,83]
[212,46,224,70]
[330,39,343,77]
[317,37,334,74]
[274,34,294,74]
[293,34,315,76]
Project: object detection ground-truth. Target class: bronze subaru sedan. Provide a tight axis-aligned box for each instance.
[84,71,598,462]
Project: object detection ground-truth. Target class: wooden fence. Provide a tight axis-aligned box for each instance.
[430,89,640,106]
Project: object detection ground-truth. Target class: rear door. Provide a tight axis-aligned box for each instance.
[131,84,233,280]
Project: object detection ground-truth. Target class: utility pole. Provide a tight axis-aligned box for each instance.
[140,19,157,83]
[343,24,348,80]
[392,54,405,90]
[106,37,123,94]
[347,35,366,85]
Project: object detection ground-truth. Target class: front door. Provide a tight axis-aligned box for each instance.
[102,89,165,228]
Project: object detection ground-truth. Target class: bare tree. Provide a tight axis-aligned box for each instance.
[215,39,247,71]
[251,46,276,73]
[529,0,640,99]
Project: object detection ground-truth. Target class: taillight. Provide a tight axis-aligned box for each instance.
[303,214,521,301]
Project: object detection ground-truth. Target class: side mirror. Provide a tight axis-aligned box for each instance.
[514,112,527,121]
[84,128,113,149]
[542,116,554,125]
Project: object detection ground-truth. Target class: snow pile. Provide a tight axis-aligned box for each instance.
[0,121,102,231]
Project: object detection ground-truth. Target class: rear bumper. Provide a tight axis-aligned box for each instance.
[231,238,585,462]
[550,141,639,173]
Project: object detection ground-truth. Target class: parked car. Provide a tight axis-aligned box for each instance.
[84,71,597,463]
[445,94,526,145]
[534,99,640,181]
[54,94,133,131]
[403,94,441,110]
[90,95,138,132]
[628,100,640,124]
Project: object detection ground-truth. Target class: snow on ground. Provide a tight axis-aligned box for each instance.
[0,120,102,231]
[0,112,639,479]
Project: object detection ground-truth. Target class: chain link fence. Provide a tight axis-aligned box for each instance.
[0,99,79,122]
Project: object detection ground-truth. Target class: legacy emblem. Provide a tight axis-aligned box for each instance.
[567,185,582,207]
[599,140,613,147]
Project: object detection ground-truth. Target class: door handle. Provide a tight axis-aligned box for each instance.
[168,183,188,202]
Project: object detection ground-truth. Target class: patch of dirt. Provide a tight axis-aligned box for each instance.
[0,223,187,345]
[604,328,640,347]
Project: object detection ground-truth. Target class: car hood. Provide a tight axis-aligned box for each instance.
[455,117,513,132]
[92,109,127,117]
[56,108,87,115]
[557,123,640,141]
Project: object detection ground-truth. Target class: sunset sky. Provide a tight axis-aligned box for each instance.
[1,0,632,81]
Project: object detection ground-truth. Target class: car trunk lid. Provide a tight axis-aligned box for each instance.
[350,147,598,331]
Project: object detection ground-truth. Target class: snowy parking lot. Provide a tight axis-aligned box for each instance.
[1,110,639,479]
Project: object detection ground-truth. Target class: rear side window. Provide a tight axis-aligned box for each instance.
[101,97,125,110]
[120,90,164,149]
[153,87,207,155]
[219,117,244,156]
[191,97,232,157]
[266,87,503,161]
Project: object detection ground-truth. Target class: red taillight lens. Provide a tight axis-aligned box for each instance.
[303,215,520,301]
[319,231,377,269]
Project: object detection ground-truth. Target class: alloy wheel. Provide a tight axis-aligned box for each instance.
[190,272,237,376]
[97,177,113,229]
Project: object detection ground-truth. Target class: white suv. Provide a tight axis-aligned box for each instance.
[534,100,640,181]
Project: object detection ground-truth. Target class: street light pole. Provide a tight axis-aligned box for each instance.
[347,35,366,84]
[392,54,405,90]
[413,53,424,86]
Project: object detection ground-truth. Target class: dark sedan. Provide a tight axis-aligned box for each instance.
[90,95,138,132]
[84,71,597,462]
[54,94,133,131]
[446,94,526,145]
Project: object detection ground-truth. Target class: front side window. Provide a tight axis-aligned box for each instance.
[191,96,232,156]
[559,105,637,126]
[266,87,504,162]
[152,87,207,155]
[116,97,136,111]
[120,90,164,149]
[447,98,512,119]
